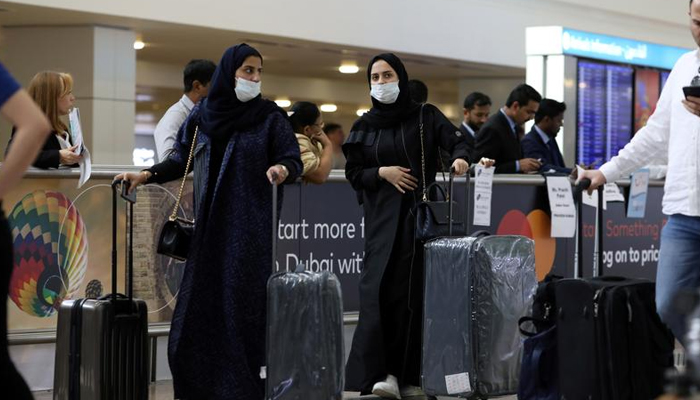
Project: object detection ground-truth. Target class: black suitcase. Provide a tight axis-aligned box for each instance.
[53,180,149,400]
[555,181,673,400]
[265,177,344,400]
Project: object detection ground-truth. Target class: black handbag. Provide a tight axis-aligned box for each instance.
[415,179,465,241]
[157,217,194,262]
[157,126,198,261]
[414,106,465,241]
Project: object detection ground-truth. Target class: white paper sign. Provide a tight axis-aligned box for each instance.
[546,176,577,238]
[473,165,494,227]
[604,183,625,203]
[68,108,84,151]
[582,188,599,209]
[445,372,472,395]
[78,147,92,189]
[577,166,600,209]
[68,108,92,188]
[627,168,650,219]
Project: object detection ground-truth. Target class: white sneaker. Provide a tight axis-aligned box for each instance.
[399,385,425,397]
[372,374,402,399]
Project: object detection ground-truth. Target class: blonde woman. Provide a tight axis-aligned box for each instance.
[7,71,81,169]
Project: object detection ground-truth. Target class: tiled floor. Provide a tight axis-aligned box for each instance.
[32,381,518,400]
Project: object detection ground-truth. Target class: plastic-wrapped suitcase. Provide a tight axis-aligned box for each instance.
[423,232,537,398]
[554,180,674,400]
[53,180,149,400]
[265,176,344,400]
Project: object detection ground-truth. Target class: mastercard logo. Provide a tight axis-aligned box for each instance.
[496,209,555,281]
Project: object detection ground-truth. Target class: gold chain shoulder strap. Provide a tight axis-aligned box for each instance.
[418,105,450,202]
[418,104,428,202]
[169,126,199,222]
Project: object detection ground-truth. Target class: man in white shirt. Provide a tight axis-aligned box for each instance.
[154,59,216,162]
[580,0,700,342]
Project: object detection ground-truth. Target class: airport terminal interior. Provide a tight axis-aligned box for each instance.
[0,0,698,399]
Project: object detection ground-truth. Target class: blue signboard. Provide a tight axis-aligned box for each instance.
[562,28,688,70]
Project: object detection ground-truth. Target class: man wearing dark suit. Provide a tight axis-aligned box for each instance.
[473,84,542,173]
[439,92,492,170]
[522,99,572,174]
[459,92,491,161]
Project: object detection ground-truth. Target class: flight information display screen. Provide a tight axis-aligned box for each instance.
[577,61,634,167]
[634,69,660,132]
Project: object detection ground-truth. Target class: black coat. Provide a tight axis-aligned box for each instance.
[343,104,468,393]
[7,129,77,169]
[521,127,572,174]
[473,111,522,173]
[150,104,302,399]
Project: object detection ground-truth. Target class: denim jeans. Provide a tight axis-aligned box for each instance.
[656,214,700,343]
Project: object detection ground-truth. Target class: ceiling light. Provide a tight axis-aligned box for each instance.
[275,99,291,108]
[356,108,369,116]
[320,104,337,112]
[338,65,359,74]
[133,40,145,50]
[135,113,155,122]
[135,94,153,102]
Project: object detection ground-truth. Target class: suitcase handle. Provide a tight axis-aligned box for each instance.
[271,173,278,274]
[573,178,604,279]
[447,166,471,236]
[448,169,454,235]
[574,178,592,196]
[111,180,135,302]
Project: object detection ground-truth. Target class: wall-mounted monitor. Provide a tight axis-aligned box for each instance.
[577,61,633,167]
[634,69,660,132]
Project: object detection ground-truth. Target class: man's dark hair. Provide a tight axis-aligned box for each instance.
[183,59,216,93]
[323,123,342,135]
[463,92,492,110]
[505,84,542,108]
[535,99,567,123]
[408,79,429,103]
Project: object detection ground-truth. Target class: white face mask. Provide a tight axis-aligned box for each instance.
[234,77,261,102]
[370,81,400,104]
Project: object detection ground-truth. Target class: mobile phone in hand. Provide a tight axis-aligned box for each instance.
[683,86,700,100]
[120,180,136,203]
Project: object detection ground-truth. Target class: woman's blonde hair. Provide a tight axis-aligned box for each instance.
[27,71,73,133]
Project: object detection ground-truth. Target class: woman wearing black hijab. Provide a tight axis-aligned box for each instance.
[117,44,302,399]
[343,54,469,399]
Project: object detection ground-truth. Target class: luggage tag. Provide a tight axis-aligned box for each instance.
[445,372,472,395]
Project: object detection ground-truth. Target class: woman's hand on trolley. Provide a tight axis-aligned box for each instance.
[379,166,418,194]
[451,159,469,176]
[267,164,289,185]
[114,171,150,194]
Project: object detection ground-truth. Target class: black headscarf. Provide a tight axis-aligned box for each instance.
[200,43,283,141]
[360,53,422,129]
